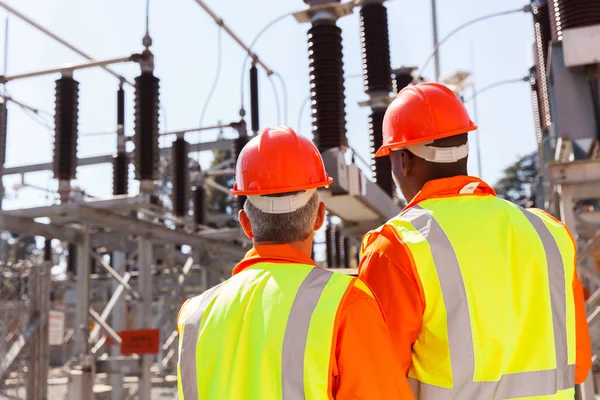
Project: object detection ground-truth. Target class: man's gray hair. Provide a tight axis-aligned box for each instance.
[243,191,320,244]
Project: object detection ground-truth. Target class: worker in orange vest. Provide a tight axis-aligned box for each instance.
[177,126,414,399]
[359,82,592,399]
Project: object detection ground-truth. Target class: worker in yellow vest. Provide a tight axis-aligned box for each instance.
[359,82,592,399]
[177,126,414,399]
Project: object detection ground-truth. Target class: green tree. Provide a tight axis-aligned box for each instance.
[494,151,538,205]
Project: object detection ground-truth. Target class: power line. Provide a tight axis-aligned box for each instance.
[414,5,531,84]
[239,11,292,111]
[272,72,288,125]
[268,77,281,126]
[463,77,528,103]
[198,25,223,160]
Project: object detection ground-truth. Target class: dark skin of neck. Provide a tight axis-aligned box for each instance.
[391,135,469,201]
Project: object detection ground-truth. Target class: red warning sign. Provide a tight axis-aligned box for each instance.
[120,329,160,355]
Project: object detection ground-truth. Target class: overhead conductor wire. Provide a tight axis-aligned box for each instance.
[198,25,223,161]
[239,12,292,126]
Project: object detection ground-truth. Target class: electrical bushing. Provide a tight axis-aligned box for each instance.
[343,236,350,268]
[369,110,393,195]
[133,71,160,181]
[250,64,260,135]
[194,184,206,226]
[325,223,335,267]
[393,70,414,95]
[44,239,52,262]
[308,22,347,152]
[172,137,190,217]
[117,86,125,128]
[234,135,249,212]
[67,243,76,276]
[532,2,552,129]
[334,226,343,267]
[0,102,6,166]
[53,76,79,181]
[529,68,544,173]
[549,0,600,41]
[112,153,129,195]
[360,3,392,94]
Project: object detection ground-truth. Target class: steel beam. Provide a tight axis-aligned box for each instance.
[3,138,234,175]
[546,159,600,186]
[0,54,138,83]
[0,213,82,243]
[137,238,153,400]
[74,226,91,355]
[90,251,140,300]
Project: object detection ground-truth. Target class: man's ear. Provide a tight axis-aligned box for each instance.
[238,209,254,239]
[314,201,326,231]
[400,149,413,177]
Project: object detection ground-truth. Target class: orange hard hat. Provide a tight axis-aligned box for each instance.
[231,126,333,196]
[375,82,477,157]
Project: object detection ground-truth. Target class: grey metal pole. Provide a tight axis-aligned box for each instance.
[471,83,483,178]
[137,238,153,400]
[431,0,440,81]
[75,225,90,355]
[110,251,126,400]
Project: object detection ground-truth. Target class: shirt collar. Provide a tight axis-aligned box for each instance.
[405,175,496,209]
[232,244,317,275]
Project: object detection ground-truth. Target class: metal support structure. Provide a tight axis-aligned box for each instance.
[431,0,440,81]
[27,264,50,400]
[4,138,234,176]
[74,226,91,356]
[0,54,141,83]
[137,238,154,400]
[110,251,126,400]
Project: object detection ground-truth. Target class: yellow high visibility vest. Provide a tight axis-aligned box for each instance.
[387,195,576,399]
[176,262,356,400]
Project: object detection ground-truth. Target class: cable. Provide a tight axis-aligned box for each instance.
[268,77,281,126]
[272,72,288,125]
[198,25,223,160]
[463,77,528,103]
[414,6,530,84]
[239,11,292,115]
[146,0,151,36]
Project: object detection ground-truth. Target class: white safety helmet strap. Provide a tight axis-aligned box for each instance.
[394,141,469,163]
[247,189,316,214]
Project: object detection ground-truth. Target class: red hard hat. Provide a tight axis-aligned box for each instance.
[375,82,477,157]
[231,126,333,196]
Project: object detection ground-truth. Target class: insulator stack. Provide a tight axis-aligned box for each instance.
[307,21,347,152]
[117,86,125,129]
[548,0,600,41]
[325,223,336,267]
[250,64,260,135]
[343,236,350,268]
[172,137,190,217]
[133,71,160,181]
[529,68,544,173]
[393,70,414,95]
[112,153,128,195]
[532,1,552,129]
[67,243,76,276]
[0,102,6,167]
[194,185,206,226]
[234,135,249,212]
[334,226,343,267]
[53,76,79,181]
[360,3,392,94]
[44,239,52,262]
[369,110,393,195]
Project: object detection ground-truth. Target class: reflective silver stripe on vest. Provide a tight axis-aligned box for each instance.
[403,205,574,399]
[180,282,225,400]
[282,268,334,400]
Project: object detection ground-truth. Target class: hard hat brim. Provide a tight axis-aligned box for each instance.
[375,124,478,158]
[230,177,333,197]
